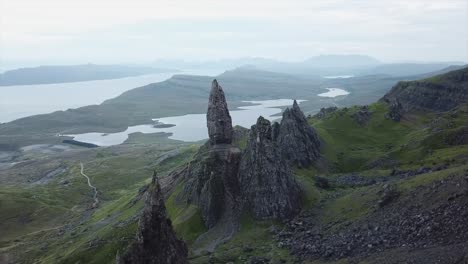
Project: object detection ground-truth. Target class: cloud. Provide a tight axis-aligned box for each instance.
[1,0,467,63]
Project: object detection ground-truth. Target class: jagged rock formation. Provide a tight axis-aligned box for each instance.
[180,82,315,241]
[117,173,188,264]
[381,66,468,116]
[180,80,242,229]
[207,79,233,145]
[181,144,242,228]
[239,116,302,220]
[277,100,321,168]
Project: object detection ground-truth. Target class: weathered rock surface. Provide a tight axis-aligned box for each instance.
[384,99,403,121]
[181,144,242,228]
[207,79,233,145]
[381,66,468,117]
[178,81,243,251]
[277,100,321,167]
[118,173,188,264]
[275,170,468,264]
[239,116,301,220]
[180,80,242,229]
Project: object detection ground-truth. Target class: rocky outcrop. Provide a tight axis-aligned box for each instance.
[385,99,403,121]
[314,106,338,119]
[277,100,321,168]
[381,66,468,117]
[207,79,233,145]
[351,105,372,125]
[239,116,301,220]
[181,144,242,228]
[180,82,316,233]
[118,173,188,264]
[180,80,242,229]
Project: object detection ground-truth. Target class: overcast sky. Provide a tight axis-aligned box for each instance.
[1,0,467,66]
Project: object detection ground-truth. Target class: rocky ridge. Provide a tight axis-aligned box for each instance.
[382,66,468,119]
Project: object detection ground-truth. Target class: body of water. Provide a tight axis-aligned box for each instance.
[323,75,355,79]
[0,69,222,123]
[318,88,350,98]
[66,99,305,146]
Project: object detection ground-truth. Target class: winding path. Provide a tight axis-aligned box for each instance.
[80,162,99,208]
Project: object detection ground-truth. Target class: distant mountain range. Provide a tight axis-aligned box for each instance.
[152,55,465,77]
[0,64,174,86]
[1,55,465,86]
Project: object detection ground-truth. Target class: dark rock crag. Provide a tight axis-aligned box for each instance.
[118,173,188,264]
[277,100,321,167]
[182,144,242,228]
[207,79,233,145]
[314,106,338,119]
[177,80,243,252]
[181,80,242,229]
[239,116,302,219]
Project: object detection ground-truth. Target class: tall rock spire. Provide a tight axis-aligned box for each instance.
[207,79,233,145]
[117,173,188,264]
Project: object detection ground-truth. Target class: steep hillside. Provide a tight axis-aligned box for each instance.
[382,66,468,113]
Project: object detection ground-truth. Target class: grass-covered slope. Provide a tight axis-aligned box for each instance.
[0,142,200,264]
[309,102,467,173]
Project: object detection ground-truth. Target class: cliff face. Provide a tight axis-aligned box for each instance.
[182,144,242,228]
[277,100,321,167]
[118,173,188,264]
[239,116,302,219]
[381,66,468,115]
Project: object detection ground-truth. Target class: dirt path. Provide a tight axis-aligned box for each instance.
[80,162,99,208]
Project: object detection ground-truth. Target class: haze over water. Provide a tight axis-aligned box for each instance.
[0,69,222,123]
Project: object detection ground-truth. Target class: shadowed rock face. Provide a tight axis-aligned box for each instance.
[239,116,302,220]
[182,144,242,228]
[277,100,321,168]
[207,79,233,145]
[117,173,188,264]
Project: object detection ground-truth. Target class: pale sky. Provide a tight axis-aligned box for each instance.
[1,0,467,66]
